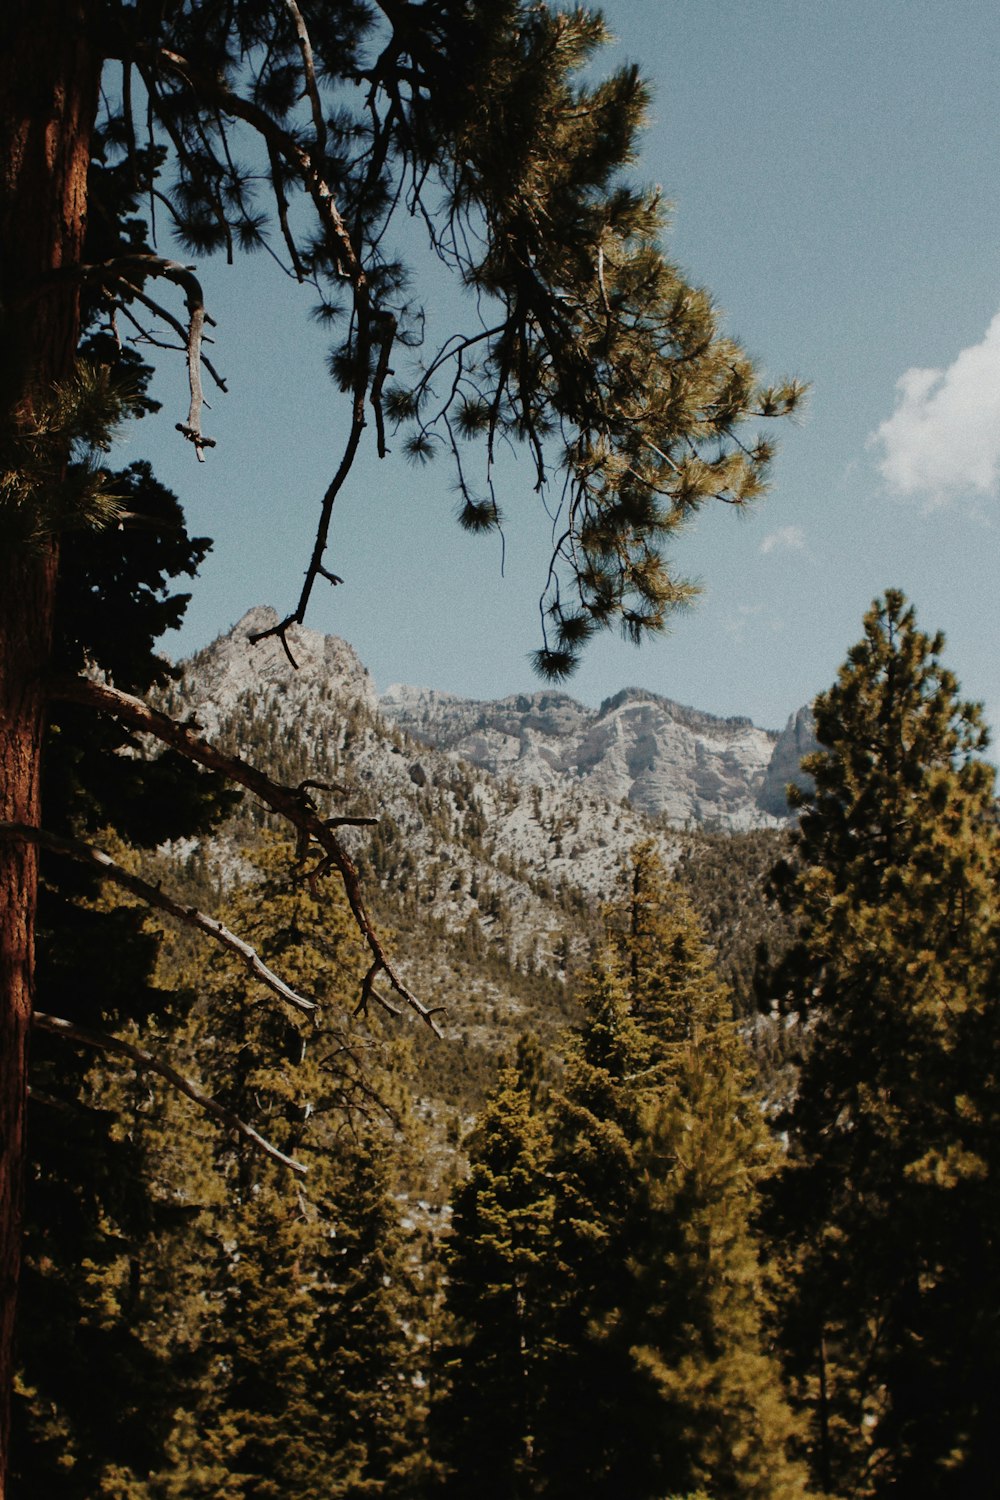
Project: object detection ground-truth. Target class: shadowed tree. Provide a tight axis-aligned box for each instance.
[433,1037,555,1499]
[538,845,809,1499]
[438,847,809,1499]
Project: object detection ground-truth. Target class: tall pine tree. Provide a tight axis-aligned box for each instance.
[143,839,421,1500]
[769,590,1000,1498]
[433,1037,555,1499]
[539,845,808,1499]
[439,845,809,1499]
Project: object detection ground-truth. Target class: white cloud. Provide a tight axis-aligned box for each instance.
[870,310,1000,504]
[759,524,806,555]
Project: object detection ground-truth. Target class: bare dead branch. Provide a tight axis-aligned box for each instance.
[33,1012,307,1175]
[48,676,443,1036]
[0,823,316,1015]
[282,0,327,157]
[596,244,612,319]
[370,312,397,458]
[76,252,221,454]
[116,278,229,392]
[136,46,375,614]
[249,386,367,641]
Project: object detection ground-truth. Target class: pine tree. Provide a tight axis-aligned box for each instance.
[10,456,234,1498]
[539,844,809,1500]
[433,1037,555,1499]
[146,841,420,1500]
[769,590,1000,1497]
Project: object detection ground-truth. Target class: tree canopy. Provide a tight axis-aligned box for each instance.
[770,590,1000,1497]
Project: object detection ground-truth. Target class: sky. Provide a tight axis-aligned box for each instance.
[127,0,1000,735]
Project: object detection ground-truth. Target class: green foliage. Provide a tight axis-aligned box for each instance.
[537,844,809,1499]
[433,1042,555,1497]
[770,591,1000,1497]
[438,845,809,1500]
[11,433,233,1496]
[0,363,135,547]
[19,836,427,1499]
[76,0,804,674]
[155,845,424,1500]
[674,828,795,1017]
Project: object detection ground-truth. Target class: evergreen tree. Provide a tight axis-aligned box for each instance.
[11,459,235,1497]
[439,846,808,1499]
[539,844,809,1500]
[144,841,421,1500]
[538,949,657,1496]
[433,1037,555,1499]
[769,590,1000,1497]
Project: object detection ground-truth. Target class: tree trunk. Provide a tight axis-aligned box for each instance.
[0,550,57,1495]
[0,3,99,1489]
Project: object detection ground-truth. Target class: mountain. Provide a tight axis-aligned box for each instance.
[381,682,814,829]
[171,607,814,839]
[156,607,806,1185]
[165,606,663,912]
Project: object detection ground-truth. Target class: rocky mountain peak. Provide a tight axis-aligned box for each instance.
[175,609,817,831]
[173,606,377,739]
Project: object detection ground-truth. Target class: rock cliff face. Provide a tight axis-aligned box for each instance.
[381,681,815,829]
[172,608,816,835]
[757,705,817,817]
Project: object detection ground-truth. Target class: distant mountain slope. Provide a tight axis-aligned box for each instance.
[164,607,665,972]
[157,607,808,1165]
[381,681,814,829]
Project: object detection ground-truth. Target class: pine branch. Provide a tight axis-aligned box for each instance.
[32,1012,306,1175]
[282,0,326,158]
[0,823,316,1015]
[47,675,443,1035]
[133,43,376,623]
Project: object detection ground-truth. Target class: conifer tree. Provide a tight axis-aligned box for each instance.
[150,841,420,1500]
[538,844,809,1500]
[11,458,235,1498]
[433,1037,555,1499]
[435,846,807,1498]
[770,591,1000,1497]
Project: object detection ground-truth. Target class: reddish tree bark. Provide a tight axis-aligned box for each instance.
[0,3,99,1489]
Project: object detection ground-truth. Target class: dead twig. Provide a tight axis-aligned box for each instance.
[0,823,316,1014]
[48,675,443,1036]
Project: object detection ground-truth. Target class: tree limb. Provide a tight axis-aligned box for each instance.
[33,1012,306,1175]
[0,823,316,1015]
[136,45,374,611]
[47,675,443,1036]
[79,252,220,455]
[282,0,326,158]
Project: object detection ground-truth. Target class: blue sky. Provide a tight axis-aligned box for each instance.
[131,1,1000,734]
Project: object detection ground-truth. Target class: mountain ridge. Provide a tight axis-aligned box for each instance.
[380,671,812,830]
[170,606,815,831]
